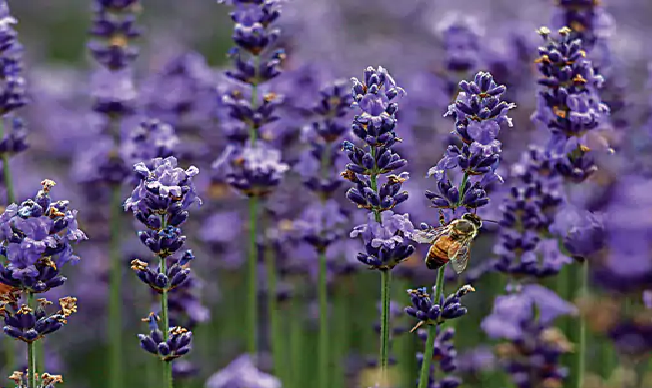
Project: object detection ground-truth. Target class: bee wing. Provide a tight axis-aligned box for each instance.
[448,240,471,274]
[411,225,451,244]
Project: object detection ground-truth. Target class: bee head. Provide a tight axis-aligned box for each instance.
[461,213,482,228]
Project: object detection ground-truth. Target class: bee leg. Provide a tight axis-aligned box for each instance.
[409,320,425,333]
[438,209,446,226]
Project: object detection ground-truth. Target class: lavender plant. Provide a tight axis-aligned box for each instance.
[292,79,352,387]
[212,0,287,360]
[0,179,87,388]
[409,71,515,388]
[342,66,412,384]
[124,156,201,388]
[87,2,142,387]
[0,0,28,373]
[532,26,610,388]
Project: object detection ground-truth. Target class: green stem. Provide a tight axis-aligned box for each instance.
[290,291,304,388]
[317,141,331,388]
[108,184,123,388]
[160,256,172,388]
[27,292,36,388]
[247,196,259,356]
[379,269,391,378]
[0,121,15,205]
[417,266,447,388]
[318,247,329,388]
[264,215,283,378]
[574,260,588,388]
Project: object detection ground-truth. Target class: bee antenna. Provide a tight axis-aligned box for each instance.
[483,219,500,224]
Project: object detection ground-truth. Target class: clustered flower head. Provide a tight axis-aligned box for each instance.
[0,116,28,157]
[0,1,27,116]
[88,0,141,70]
[482,284,576,388]
[438,14,482,74]
[8,371,64,388]
[342,66,415,270]
[1,295,77,343]
[124,118,179,169]
[492,146,571,278]
[415,327,462,388]
[405,284,475,332]
[532,26,610,183]
[426,71,515,217]
[138,312,192,361]
[130,250,195,293]
[0,180,87,292]
[213,143,289,198]
[125,156,200,359]
[219,0,285,86]
[551,0,614,52]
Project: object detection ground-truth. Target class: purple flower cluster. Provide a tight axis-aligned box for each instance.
[124,156,200,359]
[0,1,26,116]
[415,327,462,388]
[0,180,87,292]
[88,0,141,71]
[492,146,570,277]
[342,66,415,270]
[482,284,576,388]
[426,71,515,218]
[404,284,475,331]
[532,26,610,183]
[138,313,192,361]
[551,0,614,53]
[1,296,77,343]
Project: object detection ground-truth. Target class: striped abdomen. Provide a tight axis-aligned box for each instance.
[425,235,454,270]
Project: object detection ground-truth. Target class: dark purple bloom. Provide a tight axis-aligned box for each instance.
[415,326,462,388]
[137,313,192,361]
[0,180,87,292]
[130,250,195,292]
[405,284,475,330]
[0,116,27,156]
[0,1,27,115]
[351,211,415,270]
[212,143,289,198]
[1,296,77,343]
[88,1,141,70]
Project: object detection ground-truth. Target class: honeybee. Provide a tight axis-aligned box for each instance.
[411,212,483,274]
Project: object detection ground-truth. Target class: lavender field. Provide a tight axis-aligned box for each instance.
[0,0,650,387]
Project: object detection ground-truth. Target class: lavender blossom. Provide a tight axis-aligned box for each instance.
[138,313,192,361]
[88,0,141,70]
[405,285,475,332]
[0,117,27,156]
[425,71,515,218]
[482,285,576,388]
[0,180,87,292]
[532,26,610,182]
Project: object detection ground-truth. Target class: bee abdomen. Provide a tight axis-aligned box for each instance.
[425,243,450,270]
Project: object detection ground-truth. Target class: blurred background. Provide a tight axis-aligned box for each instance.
[1,0,652,388]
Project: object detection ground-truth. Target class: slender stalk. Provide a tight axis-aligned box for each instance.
[159,216,173,388]
[574,260,588,388]
[27,292,36,388]
[264,214,283,377]
[417,266,447,388]
[0,120,15,376]
[369,145,392,382]
[108,183,123,388]
[289,291,304,388]
[246,54,261,358]
[160,258,172,388]
[247,197,258,356]
[317,246,328,388]
[317,141,332,388]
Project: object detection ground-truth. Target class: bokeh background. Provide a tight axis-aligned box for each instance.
[1,0,651,388]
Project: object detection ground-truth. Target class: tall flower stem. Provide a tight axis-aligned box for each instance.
[290,286,305,388]
[159,216,172,388]
[26,292,36,388]
[247,197,258,356]
[574,260,588,388]
[369,146,392,380]
[417,266,447,388]
[0,120,15,374]
[264,214,283,377]
[246,55,261,357]
[0,122,14,204]
[318,143,331,388]
[108,183,124,388]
